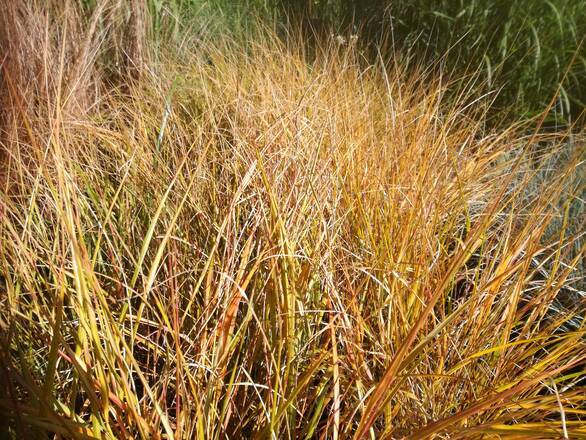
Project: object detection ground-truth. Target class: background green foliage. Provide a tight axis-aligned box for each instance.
[81,0,585,124]
[273,0,586,123]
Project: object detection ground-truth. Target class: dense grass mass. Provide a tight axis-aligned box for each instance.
[0,1,585,439]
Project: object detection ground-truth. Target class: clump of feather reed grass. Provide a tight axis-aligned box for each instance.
[0,2,584,439]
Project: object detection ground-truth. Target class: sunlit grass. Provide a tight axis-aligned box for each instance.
[0,2,584,439]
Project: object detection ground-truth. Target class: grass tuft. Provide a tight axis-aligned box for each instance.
[0,2,584,438]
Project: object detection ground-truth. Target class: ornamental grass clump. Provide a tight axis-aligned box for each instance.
[0,1,584,438]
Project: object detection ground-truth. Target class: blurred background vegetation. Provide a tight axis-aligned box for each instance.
[127,0,585,126]
[279,0,585,122]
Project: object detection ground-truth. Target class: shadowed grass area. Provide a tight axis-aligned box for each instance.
[0,1,584,439]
